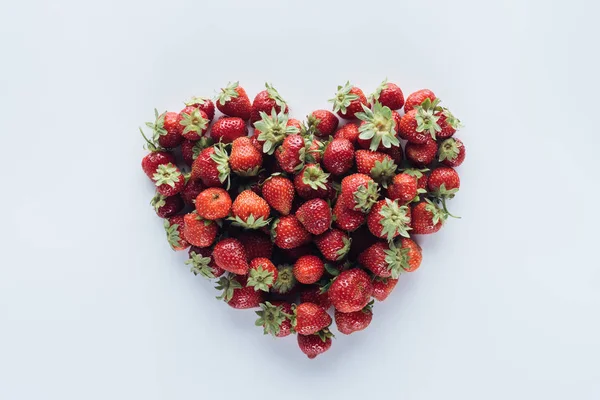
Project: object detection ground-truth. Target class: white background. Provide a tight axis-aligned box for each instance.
[1,0,599,399]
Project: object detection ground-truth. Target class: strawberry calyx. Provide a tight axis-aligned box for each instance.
[356,102,400,151]
[255,109,300,155]
[150,193,167,212]
[315,327,335,342]
[441,108,462,130]
[265,82,287,108]
[215,274,243,302]
[229,214,271,230]
[368,78,389,104]
[210,144,231,189]
[153,163,182,188]
[164,218,183,250]
[305,114,322,136]
[192,137,214,159]
[370,158,398,188]
[324,263,341,276]
[179,108,208,138]
[272,264,296,294]
[185,96,210,106]
[233,166,261,177]
[336,236,352,260]
[247,264,276,292]
[352,181,380,213]
[145,108,168,139]
[139,127,162,152]
[255,302,288,336]
[430,183,459,199]
[438,138,462,163]
[217,81,241,106]
[424,198,454,225]
[302,165,330,190]
[415,98,442,140]
[383,239,412,278]
[185,251,215,279]
[329,81,360,114]
[402,167,429,180]
[378,199,412,241]
[362,299,375,314]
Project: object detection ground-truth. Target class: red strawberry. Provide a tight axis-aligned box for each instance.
[372,277,399,301]
[191,146,228,187]
[140,144,176,179]
[333,197,366,232]
[307,109,339,137]
[150,193,184,218]
[428,167,460,197]
[370,79,404,111]
[381,142,403,165]
[323,138,354,176]
[359,237,421,278]
[356,102,400,150]
[183,212,218,248]
[398,237,422,272]
[334,123,360,144]
[230,190,271,229]
[142,109,182,149]
[215,274,264,309]
[404,168,430,191]
[181,176,205,205]
[238,231,273,260]
[314,229,351,261]
[293,255,325,284]
[247,258,278,292]
[216,81,251,120]
[301,287,332,310]
[405,138,438,167]
[335,301,373,334]
[164,215,189,251]
[181,139,197,167]
[195,187,231,220]
[293,302,332,335]
[212,238,249,275]
[152,163,185,196]
[355,150,397,188]
[255,301,293,337]
[329,81,368,120]
[229,137,263,177]
[306,138,324,164]
[262,175,295,215]
[399,105,442,144]
[411,199,449,234]
[328,269,373,313]
[438,138,466,167]
[287,118,303,132]
[185,96,215,122]
[250,83,289,124]
[387,173,419,203]
[272,264,297,294]
[297,331,333,359]
[367,199,411,241]
[436,108,462,139]
[294,164,331,200]
[404,89,436,112]
[254,109,300,154]
[271,215,312,250]
[339,173,379,213]
[177,105,209,140]
[275,134,305,173]
[210,117,248,143]
[296,199,332,235]
[186,246,225,279]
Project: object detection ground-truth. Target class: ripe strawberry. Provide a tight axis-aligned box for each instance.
[185,96,215,122]
[140,143,176,179]
[398,237,422,272]
[333,197,366,231]
[367,199,411,241]
[381,142,404,165]
[254,109,300,154]
[186,246,225,279]
[255,301,293,337]
[404,168,430,191]
[356,102,400,150]
[405,138,438,167]
[150,193,184,218]
[142,109,182,149]
[355,150,397,188]
[293,255,325,284]
[293,302,332,335]
[387,173,419,203]
[216,81,251,120]
[404,89,436,112]
[359,237,421,278]
[314,229,351,261]
[153,163,185,196]
[181,139,197,167]
[275,134,305,173]
[215,274,264,309]
[247,258,278,292]
[335,301,373,334]
[306,137,325,164]
[294,164,331,200]
[183,212,218,248]
[164,215,189,251]
[238,231,273,260]
[271,215,312,250]
[339,173,379,213]
[230,190,271,229]
[181,176,205,205]
[329,81,368,120]
[250,83,289,124]
[210,117,248,143]
[307,109,339,137]
[177,105,209,140]
[323,138,354,176]
[287,118,303,131]
[296,199,332,235]
[229,137,263,177]
[262,175,295,215]
[328,269,373,313]
[438,137,465,167]
[212,238,249,275]
[301,286,332,310]
[272,264,297,294]
[436,108,462,139]
[298,331,333,359]
[372,277,399,301]
[334,123,360,144]
[370,79,404,111]
[191,146,228,187]
[428,167,460,198]
[411,199,449,234]
[195,187,231,220]
[399,103,442,144]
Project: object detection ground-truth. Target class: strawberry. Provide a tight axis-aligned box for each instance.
[355,150,397,188]
[387,173,419,203]
[293,302,332,335]
[229,137,263,177]
[404,89,436,113]
[404,168,430,191]
[183,212,218,248]
[152,163,185,196]
[250,83,289,124]
[271,215,312,249]
[411,199,449,234]
[297,331,333,359]
[334,123,360,144]
[280,244,313,262]
[212,238,249,275]
[181,176,205,205]
[255,301,293,337]
[185,96,215,122]
[181,139,197,167]
[177,105,209,140]
[301,286,332,310]
[370,79,404,111]
[314,229,351,261]
[358,237,421,278]
[140,130,176,178]
[372,277,399,301]
[143,109,182,149]
[275,134,305,173]
[381,142,403,165]
[323,138,354,176]
[356,102,400,150]
[215,274,264,309]
[294,164,331,200]
[405,138,438,167]
[287,118,303,132]
[339,173,379,213]
[399,102,442,144]
[238,231,273,260]
[216,81,251,120]
[327,269,373,313]
[306,109,339,137]
[272,264,297,294]
[398,237,422,272]
[334,301,373,334]
[210,117,248,143]
[186,246,225,279]
[329,81,368,120]
[262,175,295,215]
[164,215,189,251]
[293,255,325,284]
[436,108,462,139]
[306,137,325,164]
[150,193,184,218]
[367,199,411,241]
[191,146,228,187]
[230,190,271,229]
[438,137,465,167]
[254,109,300,154]
[296,199,332,235]
[333,197,366,232]
[247,258,278,292]
[428,167,460,198]
[195,187,231,220]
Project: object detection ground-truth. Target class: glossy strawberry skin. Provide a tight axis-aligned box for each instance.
[296,199,332,235]
[228,281,265,309]
[293,255,325,284]
[166,215,189,251]
[358,241,393,277]
[142,151,176,178]
[309,110,339,137]
[295,302,332,335]
[272,215,312,250]
[191,146,222,187]
[212,238,249,275]
[217,86,251,120]
[271,301,293,337]
[211,117,248,143]
[335,308,373,335]
[195,187,231,220]
[238,231,273,260]
[404,89,436,112]
[153,194,184,218]
[301,287,332,310]
[338,87,368,120]
[314,229,350,262]
[323,138,354,176]
[157,111,183,149]
[372,277,399,301]
[411,201,442,234]
[297,333,332,359]
[231,190,270,223]
[355,150,394,177]
[405,139,438,167]
[377,82,405,111]
[229,137,262,175]
[428,167,460,192]
[334,123,360,144]
[436,112,457,139]
[339,173,375,211]
[187,97,215,122]
[181,178,205,205]
[387,173,418,203]
[400,237,422,272]
[399,109,430,144]
[333,197,366,232]
[250,89,288,124]
[262,175,295,215]
[328,269,373,313]
[275,134,305,173]
[183,213,218,248]
[181,140,197,167]
[366,200,411,240]
[188,246,226,278]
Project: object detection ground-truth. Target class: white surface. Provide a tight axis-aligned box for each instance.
[1,0,599,399]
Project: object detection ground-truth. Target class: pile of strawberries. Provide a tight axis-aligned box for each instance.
[140,79,464,359]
